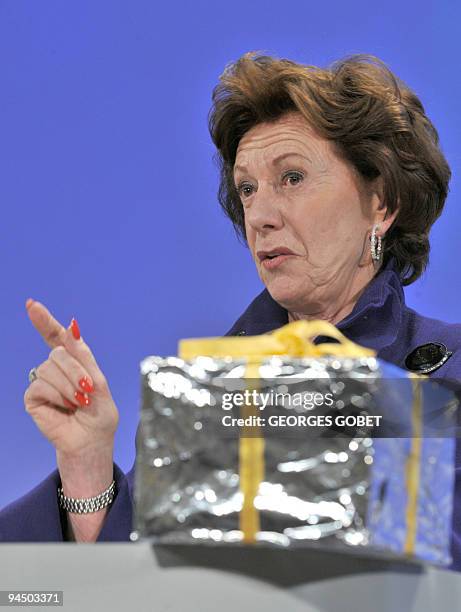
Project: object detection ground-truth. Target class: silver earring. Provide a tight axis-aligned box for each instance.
[370,223,382,262]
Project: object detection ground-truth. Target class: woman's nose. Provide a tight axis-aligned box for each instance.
[244,185,284,233]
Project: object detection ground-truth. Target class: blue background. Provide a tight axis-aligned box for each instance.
[0,0,459,509]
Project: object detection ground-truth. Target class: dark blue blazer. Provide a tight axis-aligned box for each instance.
[1,258,461,570]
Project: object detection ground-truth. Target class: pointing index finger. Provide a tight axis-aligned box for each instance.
[26,298,67,349]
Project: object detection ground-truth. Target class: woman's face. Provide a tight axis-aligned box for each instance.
[233,111,385,316]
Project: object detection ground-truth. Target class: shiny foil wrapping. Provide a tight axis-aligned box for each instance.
[133,355,456,565]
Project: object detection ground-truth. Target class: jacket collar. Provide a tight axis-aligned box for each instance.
[226,258,404,355]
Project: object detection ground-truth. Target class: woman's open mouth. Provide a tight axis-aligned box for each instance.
[257,248,296,270]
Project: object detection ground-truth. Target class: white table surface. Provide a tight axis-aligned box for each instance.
[1,542,460,612]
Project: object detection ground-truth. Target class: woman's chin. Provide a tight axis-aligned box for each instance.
[264,278,311,312]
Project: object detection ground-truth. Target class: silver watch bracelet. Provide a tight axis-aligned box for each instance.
[57,480,116,514]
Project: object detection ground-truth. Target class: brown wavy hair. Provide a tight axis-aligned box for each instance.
[208,52,451,285]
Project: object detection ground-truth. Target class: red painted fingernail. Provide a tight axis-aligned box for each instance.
[79,376,94,393]
[74,390,91,407]
[63,398,78,409]
[70,318,81,340]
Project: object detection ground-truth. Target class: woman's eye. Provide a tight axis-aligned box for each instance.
[236,171,304,198]
[237,183,254,198]
[283,171,304,186]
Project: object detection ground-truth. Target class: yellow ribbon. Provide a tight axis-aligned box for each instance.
[179,320,376,542]
[239,361,264,542]
[404,374,423,555]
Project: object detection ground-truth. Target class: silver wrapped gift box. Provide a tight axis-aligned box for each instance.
[132,321,457,566]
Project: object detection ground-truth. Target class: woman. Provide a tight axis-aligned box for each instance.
[1,52,460,568]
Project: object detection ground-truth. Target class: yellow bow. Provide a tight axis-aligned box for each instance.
[179,319,376,361]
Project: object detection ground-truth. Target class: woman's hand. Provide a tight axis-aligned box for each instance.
[24,300,119,456]
[24,299,119,542]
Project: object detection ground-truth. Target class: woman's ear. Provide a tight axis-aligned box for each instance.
[380,205,399,236]
[371,176,399,235]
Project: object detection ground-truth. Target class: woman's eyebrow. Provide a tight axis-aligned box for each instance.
[272,152,311,165]
[234,152,310,175]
